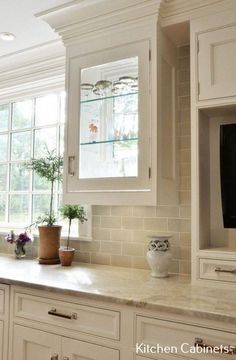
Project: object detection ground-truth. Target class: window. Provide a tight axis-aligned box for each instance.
[0,92,65,228]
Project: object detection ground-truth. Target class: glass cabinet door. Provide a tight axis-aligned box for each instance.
[66,41,151,199]
[79,57,139,179]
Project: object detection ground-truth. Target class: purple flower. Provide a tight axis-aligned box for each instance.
[16,232,33,245]
[5,231,15,244]
[5,231,33,245]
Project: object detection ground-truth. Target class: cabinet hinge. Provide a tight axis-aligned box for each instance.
[197,40,199,53]
[149,50,151,61]
[198,81,200,95]
[148,167,151,179]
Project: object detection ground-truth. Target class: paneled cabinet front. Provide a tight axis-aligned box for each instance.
[0,321,3,360]
[12,325,119,360]
[198,24,236,101]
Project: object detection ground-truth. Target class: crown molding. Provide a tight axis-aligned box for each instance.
[0,41,65,103]
[160,0,236,26]
[38,0,236,42]
[37,0,162,45]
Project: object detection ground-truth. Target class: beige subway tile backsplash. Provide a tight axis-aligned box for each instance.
[144,218,168,231]
[101,216,122,229]
[122,217,143,230]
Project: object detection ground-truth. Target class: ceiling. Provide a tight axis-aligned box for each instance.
[0,0,73,58]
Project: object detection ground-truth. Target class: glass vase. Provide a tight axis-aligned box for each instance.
[15,243,26,259]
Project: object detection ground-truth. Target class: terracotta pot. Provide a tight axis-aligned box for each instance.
[59,247,75,266]
[38,225,61,265]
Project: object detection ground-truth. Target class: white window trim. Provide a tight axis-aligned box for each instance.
[0,50,92,241]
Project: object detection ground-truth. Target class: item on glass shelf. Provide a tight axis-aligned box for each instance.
[80,83,94,91]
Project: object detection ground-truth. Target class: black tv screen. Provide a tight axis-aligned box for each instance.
[220,123,236,228]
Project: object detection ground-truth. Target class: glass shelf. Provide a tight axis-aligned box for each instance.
[80,137,138,146]
[80,92,138,104]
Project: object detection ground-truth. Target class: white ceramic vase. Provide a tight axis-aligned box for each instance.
[146,250,171,278]
[146,236,172,278]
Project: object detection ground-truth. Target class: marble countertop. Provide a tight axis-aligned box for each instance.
[0,254,236,324]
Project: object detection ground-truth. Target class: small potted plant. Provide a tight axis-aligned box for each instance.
[146,235,172,278]
[59,205,87,266]
[5,230,33,259]
[25,150,63,264]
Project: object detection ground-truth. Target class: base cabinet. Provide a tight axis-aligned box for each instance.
[12,325,60,360]
[0,321,3,360]
[13,324,119,360]
[62,337,119,360]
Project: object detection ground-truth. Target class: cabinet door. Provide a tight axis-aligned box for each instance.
[0,321,3,360]
[65,40,153,205]
[198,24,236,100]
[12,325,60,360]
[62,337,119,360]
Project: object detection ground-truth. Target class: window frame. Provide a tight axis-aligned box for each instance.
[0,91,92,241]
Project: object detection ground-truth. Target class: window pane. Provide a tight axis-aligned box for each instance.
[11,131,31,160]
[0,164,8,191]
[60,92,66,124]
[35,94,59,126]
[33,173,50,191]
[0,104,9,132]
[0,194,6,222]
[34,127,57,158]
[33,194,51,220]
[9,194,29,223]
[0,134,8,161]
[10,164,30,191]
[12,99,33,129]
[59,125,64,155]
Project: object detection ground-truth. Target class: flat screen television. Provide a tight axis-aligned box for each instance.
[220,123,236,228]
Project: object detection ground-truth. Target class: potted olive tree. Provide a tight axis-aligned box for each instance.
[59,205,87,266]
[26,150,63,264]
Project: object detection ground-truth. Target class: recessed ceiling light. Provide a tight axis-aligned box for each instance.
[0,32,16,41]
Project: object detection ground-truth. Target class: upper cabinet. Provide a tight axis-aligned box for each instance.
[192,10,236,103]
[39,0,178,205]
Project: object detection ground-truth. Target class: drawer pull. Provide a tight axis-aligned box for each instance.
[48,308,77,320]
[195,338,236,355]
[215,267,236,274]
[68,156,75,176]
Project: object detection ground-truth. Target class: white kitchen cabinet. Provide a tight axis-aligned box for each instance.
[39,0,178,206]
[12,325,60,360]
[62,337,119,360]
[12,324,119,360]
[190,6,236,286]
[198,24,236,101]
[0,321,3,360]
[0,284,9,360]
[191,9,236,103]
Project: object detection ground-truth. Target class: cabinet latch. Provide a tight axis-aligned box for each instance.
[148,167,151,179]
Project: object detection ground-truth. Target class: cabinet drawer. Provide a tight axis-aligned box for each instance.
[200,258,236,283]
[136,316,236,359]
[14,292,120,340]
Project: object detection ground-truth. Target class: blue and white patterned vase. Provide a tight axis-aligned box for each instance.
[146,236,172,278]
